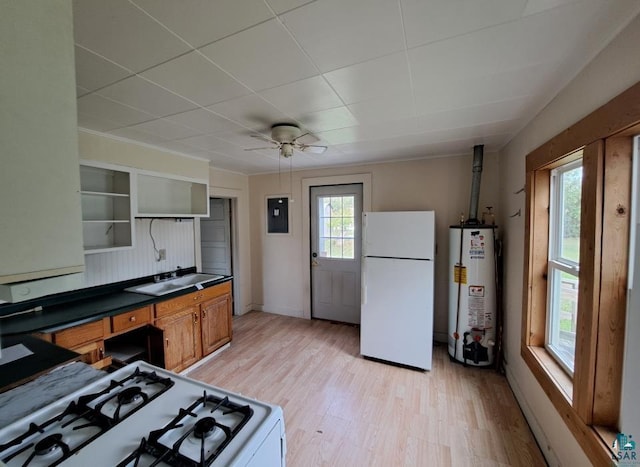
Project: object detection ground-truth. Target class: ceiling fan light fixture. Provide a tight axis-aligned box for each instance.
[280,143,294,158]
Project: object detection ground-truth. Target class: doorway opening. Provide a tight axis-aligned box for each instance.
[200,198,235,315]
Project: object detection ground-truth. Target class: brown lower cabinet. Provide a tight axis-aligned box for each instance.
[153,281,232,372]
[37,281,233,373]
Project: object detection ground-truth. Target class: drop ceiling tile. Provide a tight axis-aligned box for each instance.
[141,51,251,106]
[97,75,197,117]
[178,134,241,152]
[77,86,90,97]
[213,131,275,150]
[412,61,555,113]
[323,52,411,104]
[417,96,534,133]
[200,19,317,91]
[347,92,415,125]
[108,126,169,145]
[77,112,122,132]
[298,107,358,133]
[73,0,190,72]
[407,4,593,86]
[317,116,421,145]
[132,0,273,48]
[154,139,205,154]
[264,0,315,14]
[400,0,527,48]
[207,94,294,130]
[77,94,155,127]
[259,76,343,116]
[75,46,131,92]
[165,108,244,134]
[522,0,579,16]
[280,0,405,72]
[128,118,204,140]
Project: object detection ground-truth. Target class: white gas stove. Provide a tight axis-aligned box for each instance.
[0,362,286,467]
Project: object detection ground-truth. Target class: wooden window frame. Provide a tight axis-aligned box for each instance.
[522,81,640,465]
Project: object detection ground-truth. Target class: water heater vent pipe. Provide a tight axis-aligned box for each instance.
[468,144,484,224]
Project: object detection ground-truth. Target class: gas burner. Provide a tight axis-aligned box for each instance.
[33,434,67,457]
[80,367,173,424]
[117,386,143,405]
[118,391,253,467]
[193,417,217,439]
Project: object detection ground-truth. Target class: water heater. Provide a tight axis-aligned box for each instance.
[448,225,497,366]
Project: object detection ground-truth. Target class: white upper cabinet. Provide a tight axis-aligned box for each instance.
[0,0,84,284]
[80,162,134,253]
[136,172,209,218]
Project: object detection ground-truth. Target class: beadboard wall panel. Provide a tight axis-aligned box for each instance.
[83,218,195,287]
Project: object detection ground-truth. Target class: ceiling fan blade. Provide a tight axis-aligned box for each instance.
[251,134,279,145]
[299,144,328,154]
[295,132,320,144]
[244,146,277,151]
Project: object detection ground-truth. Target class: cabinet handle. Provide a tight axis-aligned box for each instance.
[193,313,198,324]
[99,348,104,358]
[202,310,207,318]
[165,338,169,346]
[129,316,136,322]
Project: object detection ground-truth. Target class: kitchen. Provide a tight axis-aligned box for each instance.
[1,1,640,466]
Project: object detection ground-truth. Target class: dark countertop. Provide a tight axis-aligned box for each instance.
[0,275,232,336]
[0,335,80,392]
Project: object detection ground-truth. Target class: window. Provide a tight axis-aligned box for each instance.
[521,81,640,466]
[318,195,355,259]
[547,159,582,374]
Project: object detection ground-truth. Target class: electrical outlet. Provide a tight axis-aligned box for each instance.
[159,249,166,260]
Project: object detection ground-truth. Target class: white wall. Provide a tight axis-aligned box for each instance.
[498,14,640,465]
[248,153,499,340]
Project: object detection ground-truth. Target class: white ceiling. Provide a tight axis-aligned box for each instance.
[74,0,640,174]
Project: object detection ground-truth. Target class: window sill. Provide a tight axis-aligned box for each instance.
[528,345,573,402]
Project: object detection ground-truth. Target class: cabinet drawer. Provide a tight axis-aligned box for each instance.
[111,306,151,333]
[155,282,231,318]
[54,319,105,348]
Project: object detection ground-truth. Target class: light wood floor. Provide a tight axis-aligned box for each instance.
[188,311,546,466]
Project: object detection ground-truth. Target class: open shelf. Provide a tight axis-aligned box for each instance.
[80,163,134,253]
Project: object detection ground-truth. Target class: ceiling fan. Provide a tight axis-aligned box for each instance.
[245,124,327,158]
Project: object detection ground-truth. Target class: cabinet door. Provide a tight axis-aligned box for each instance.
[201,294,232,356]
[156,307,201,372]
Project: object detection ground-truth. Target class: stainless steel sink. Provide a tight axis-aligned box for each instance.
[125,273,224,296]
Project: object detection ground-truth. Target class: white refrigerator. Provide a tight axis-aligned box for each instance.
[360,211,435,370]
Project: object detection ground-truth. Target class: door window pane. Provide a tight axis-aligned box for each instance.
[318,195,356,259]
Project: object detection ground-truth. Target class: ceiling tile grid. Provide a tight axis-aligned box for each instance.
[70,0,640,174]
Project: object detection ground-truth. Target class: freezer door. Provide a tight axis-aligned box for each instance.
[361,257,434,370]
[362,211,434,259]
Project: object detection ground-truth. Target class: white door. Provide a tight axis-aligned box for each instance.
[310,184,363,324]
[200,198,232,275]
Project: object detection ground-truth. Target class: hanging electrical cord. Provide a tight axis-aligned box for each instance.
[149,218,161,262]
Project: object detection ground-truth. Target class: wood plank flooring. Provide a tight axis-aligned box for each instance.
[187,311,546,466]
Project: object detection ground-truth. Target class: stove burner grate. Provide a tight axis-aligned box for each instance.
[0,367,174,467]
[117,391,254,467]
